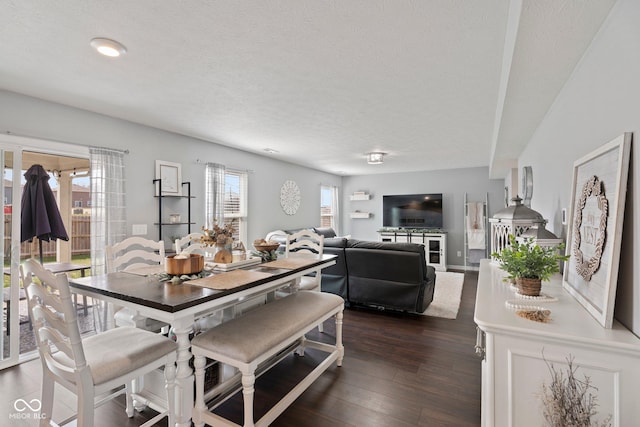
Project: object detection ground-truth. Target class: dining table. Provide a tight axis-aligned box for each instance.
[68,253,336,427]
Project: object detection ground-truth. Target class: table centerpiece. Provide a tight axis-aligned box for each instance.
[201,222,236,263]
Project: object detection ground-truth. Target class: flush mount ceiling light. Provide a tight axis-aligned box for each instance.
[90,37,127,57]
[366,152,385,165]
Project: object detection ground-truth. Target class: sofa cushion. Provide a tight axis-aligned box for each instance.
[283,228,307,235]
[345,247,426,284]
[324,237,348,248]
[346,239,424,254]
[313,227,337,238]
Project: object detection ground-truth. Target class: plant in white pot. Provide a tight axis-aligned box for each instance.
[492,235,569,296]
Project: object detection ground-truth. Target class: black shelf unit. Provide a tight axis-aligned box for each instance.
[153,179,194,242]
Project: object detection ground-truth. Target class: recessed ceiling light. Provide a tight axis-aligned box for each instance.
[90,38,127,57]
[264,148,279,154]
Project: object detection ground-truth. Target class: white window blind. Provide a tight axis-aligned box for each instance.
[224,170,248,244]
[320,185,339,233]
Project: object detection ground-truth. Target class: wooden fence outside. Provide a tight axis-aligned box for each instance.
[3,214,91,258]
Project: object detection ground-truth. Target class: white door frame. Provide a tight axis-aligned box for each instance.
[0,134,88,370]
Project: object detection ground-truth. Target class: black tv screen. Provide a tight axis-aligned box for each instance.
[383,193,443,229]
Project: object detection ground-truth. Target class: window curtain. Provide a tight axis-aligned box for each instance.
[205,162,225,229]
[331,185,341,235]
[89,147,126,275]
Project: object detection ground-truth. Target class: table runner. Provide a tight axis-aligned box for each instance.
[123,265,166,276]
[184,269,273,290]
[261,256,319,270]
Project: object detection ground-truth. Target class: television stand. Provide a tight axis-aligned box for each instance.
[377,229,447,271]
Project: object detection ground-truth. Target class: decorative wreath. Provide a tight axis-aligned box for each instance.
[572,175,608,281]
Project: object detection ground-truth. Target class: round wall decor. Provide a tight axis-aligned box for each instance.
[280,180,301,215]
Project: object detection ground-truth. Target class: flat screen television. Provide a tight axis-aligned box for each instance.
[382,193,443,229]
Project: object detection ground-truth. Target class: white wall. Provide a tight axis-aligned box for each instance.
[518,0,640,335]
[0,90,342,247]
[343,167,505,269]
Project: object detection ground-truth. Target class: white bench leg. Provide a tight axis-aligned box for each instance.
[241,369,256,427]
[132,376,146,411]
[125,382,135,417]
[295,335,307,357]
[193,355,207,427]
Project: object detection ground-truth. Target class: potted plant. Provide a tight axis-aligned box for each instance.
[492,235,569,296]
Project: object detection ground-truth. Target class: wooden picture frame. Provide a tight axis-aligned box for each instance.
[563,133,632,328]
[155,160,182,196]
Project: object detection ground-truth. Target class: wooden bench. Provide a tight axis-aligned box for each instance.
[191,291,345,427]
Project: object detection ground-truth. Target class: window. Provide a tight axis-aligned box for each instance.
[224,170,248,244]
[320,185,339,233]
[74,200,83,208]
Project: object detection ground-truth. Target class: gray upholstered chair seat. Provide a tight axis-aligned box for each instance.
[53,326,177,385]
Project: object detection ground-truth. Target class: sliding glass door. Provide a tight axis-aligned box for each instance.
[1,147,23,368]
[0,135,90,370]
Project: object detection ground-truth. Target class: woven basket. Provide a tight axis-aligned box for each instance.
[516,277,542,296]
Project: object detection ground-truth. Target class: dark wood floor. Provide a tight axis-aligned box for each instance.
[4,271,481,426]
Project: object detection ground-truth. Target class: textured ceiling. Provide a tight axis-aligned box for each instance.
[0,0,616,176]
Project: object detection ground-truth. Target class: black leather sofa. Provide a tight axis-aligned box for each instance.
[266,228,436,313]
[323,237,436,314]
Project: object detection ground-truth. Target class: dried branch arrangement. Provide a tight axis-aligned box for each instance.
[540,354,611,427]
[201,222,235,247]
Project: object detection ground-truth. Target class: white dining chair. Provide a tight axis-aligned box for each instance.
[21,258,177,427]
[174,232,206,255]
[106,236,167,331]
[285,229,325,292]
[106,236,166,274]
[285,229,325,332]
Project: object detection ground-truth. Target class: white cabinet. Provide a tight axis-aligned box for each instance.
[411,233,446,272]
[475,260,640,427]
[378,231,447,271]
[379,231,403,242]
[393,232,409,243]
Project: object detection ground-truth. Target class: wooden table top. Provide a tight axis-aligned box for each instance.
[68,254,336,313]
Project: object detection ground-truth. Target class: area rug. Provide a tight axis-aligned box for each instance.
[421,271,464,319]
